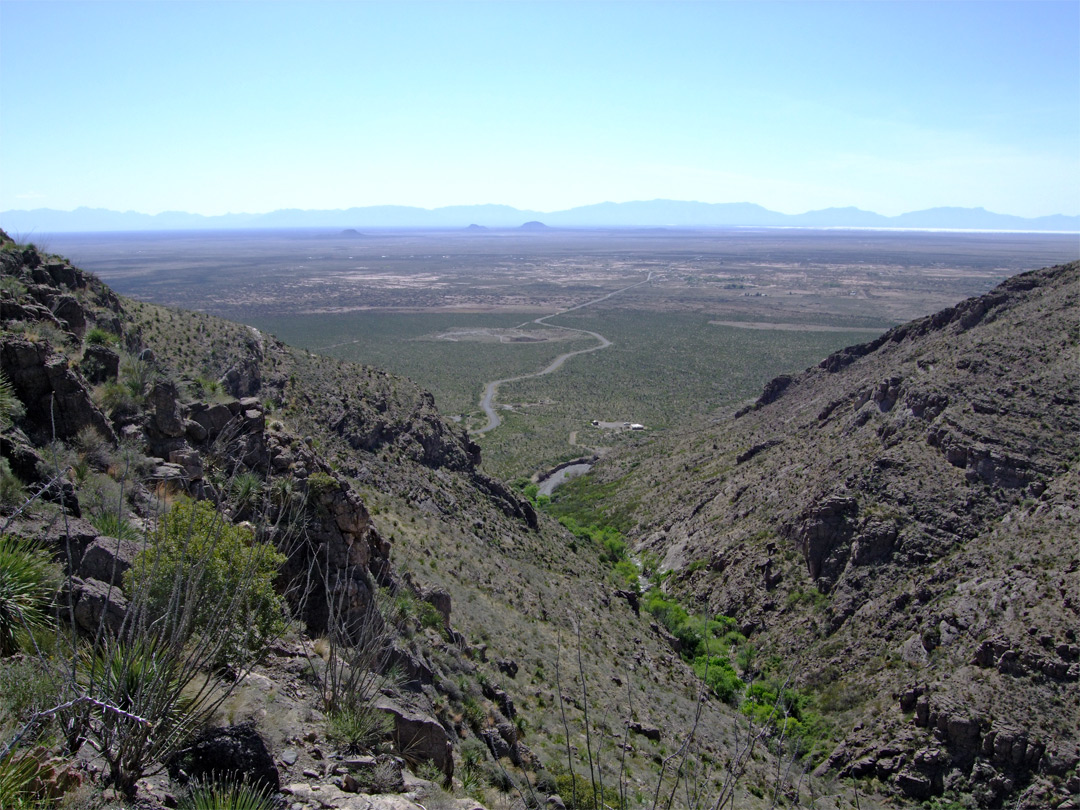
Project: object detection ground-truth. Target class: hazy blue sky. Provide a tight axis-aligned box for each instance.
[2,1,1077,217]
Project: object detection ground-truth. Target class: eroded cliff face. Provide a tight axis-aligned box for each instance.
[599,261,1079,806]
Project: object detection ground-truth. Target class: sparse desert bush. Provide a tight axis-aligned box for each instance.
[95,380,137,417]
[0,274,28,297]
[550,768,621,810]
[483,759,516,793]
[311,585,401,758]
[73,426,113,470]
[0,656,56,726]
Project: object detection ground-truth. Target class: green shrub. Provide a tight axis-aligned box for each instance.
[84,326,119,347]
[0,536,59,656]
[0,460,26,509]
[692,655,745,703]
[96,380,137,417]
[72,638,206,795]
[739,679,831,759]
[119,358,155,402]
[306,471,339,498]
[612,559,640,590]
[79,639,193,723]
[786,586,829,611]
[417,600,444,631]
[735,643,756,673]
[552,771,621,810]
[123,499,285,661]
[229,472,263,511]
[459,738,487,795]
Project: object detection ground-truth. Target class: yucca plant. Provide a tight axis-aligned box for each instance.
[0,747,49,810]
[88,511,140,542]
[326,705,392,755]
[0,536,59,656]
[0,369,26,430]
[70,638,204,796]
[179,777,276,810]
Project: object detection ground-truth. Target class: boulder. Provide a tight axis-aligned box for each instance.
[188,403,234,442]
[79,345,119,384]
[422,588,452,627]
[482,727,511,760]
[148,381,184,438]
[79,535,141,586]
[51,295,86,337]
[629,721,662,741]
[168,722,280,792]
[896,768,935,800]
[71,577,128,635]
[787,494,858,588]
[374,697,453,779]
[0,336,115,444]
[168,448,203,481]
[22,515,101,560]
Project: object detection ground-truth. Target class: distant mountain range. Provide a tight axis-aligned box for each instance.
[2,200,1077,233]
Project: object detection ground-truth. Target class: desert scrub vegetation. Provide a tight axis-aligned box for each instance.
[0,490,293,800]
[307,583,402,758]
[521,472,641,589]
[124,498,286,664]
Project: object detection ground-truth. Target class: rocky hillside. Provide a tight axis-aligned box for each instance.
[2,232,845,810]
[581,261,1079,807]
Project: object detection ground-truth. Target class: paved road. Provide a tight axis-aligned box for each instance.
[537,463,594,497]
[473,273,653,435]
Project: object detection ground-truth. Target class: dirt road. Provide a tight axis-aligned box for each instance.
[473,273,652,435]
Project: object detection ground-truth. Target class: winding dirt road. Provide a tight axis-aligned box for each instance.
[473,273,653,435]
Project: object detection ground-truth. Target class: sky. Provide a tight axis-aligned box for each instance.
[1,1,1078,218]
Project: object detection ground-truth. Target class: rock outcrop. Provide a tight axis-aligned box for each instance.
[599,261,1080,807]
